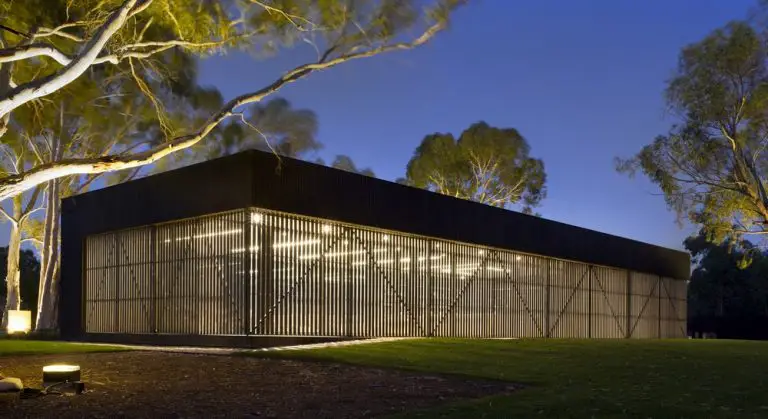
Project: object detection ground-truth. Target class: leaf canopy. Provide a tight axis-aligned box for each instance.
[405,121,546,213]
[618,21,768,248]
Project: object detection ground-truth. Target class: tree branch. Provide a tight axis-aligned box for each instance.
[733,228,768,235]
[0,204,15,224]
[19,206,45,223]
[0,41,180,66]
[22,185,44,216]
[36,23,88,43]
[0,24,31,39]
[247,0,319,31]
[0,0,149,118]
[0,43,72,66]
[0,32,252,68]
[0,19,447,201]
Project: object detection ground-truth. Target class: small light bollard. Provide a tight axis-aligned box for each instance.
[42,365,85,394]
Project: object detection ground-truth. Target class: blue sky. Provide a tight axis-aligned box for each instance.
[195,0,755,251]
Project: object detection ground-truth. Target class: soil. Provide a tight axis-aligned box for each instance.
[0,351,517,418]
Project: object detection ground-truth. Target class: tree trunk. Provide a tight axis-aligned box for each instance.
[35,182,53,328]
[1,196,22,328]
[35,180,60,330]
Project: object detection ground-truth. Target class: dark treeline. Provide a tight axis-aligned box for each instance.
[686,231,768,340]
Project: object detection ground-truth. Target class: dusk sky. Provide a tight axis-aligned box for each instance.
[196,0,755,251]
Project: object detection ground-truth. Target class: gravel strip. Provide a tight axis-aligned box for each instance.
[0,352,517,418]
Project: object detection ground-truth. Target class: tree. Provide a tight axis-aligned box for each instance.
[4,7,222,329]
[0,190,42,329]
[686,232,753,318]
[0,0,463,201]
[213,98,320,159]
[404,121,546,213]
[316,154,375,176]
[0,140,44,328]
[152,97,320,172]
[685,230,768,339]
[617,21,768,247]
[0,247,41,325]
[8,50,213,330]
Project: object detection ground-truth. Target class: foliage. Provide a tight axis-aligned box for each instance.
[148,97,320,174]
[138,97,380,177]
[20,217,44,251]
[251,338,768,418]
[3,18,221,191]
[405,121,546,213]
[208,98,320,159]
[685,230,768,319]
[617,21,768,247]
[315,154,376,176]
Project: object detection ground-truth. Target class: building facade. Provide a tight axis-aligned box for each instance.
[61,151,689,347]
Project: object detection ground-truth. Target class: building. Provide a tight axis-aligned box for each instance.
[60,150,689,347]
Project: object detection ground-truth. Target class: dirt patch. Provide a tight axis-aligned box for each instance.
[0,351,516,418]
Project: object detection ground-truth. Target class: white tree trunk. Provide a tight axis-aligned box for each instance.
[35,180,60,330]
[35,182,53,326]
[1,196,22,329]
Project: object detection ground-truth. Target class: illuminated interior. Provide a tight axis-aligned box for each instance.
[82,208,688,339]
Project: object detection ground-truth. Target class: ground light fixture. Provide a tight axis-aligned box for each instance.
[7,310,31,334]
[42,365,85,394]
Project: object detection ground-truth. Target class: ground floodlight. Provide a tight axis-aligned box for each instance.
[7,310,31,334]
[43,365,81,386]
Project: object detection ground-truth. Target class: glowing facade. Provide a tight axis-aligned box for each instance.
[61,150,689,347]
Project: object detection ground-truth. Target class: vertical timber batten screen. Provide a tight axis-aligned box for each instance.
[83,208,687,339]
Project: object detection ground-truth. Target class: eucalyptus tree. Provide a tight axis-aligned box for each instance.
[0,0,464,201]
[3,11,220,329]
[16,61,218,329]
[618,21,768,248]
[405,121,546,214]
[0,143,43,328]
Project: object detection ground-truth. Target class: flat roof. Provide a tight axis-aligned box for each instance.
[62,150,690,279]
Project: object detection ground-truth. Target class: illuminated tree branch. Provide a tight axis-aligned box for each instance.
[0,18,448,201]
[0,0,150,119]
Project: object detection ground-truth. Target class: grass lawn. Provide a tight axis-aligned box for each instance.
[0,339,126,356]
[253,338,768,418]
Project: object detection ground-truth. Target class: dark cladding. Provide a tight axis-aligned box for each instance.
[60,150,689,347]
